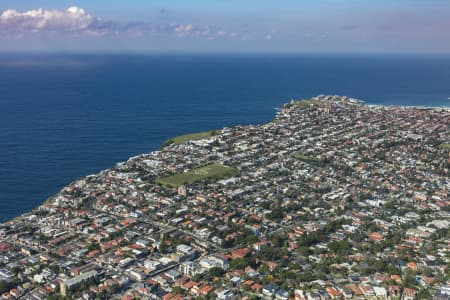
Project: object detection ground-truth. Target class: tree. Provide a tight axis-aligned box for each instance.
[230,258,255,270]
[272,234,287,248]
[192,273,203,282]
[246,234,258,244]
[208,267,225,277]
[87,243,100,251]
[172,286,184,295]
[417,288,431,300]
[403,271,417,288]
[297,246,311,257]
[328,240,351,256]
[258,245,286,261]
[0,280,17,294]
[387,265,401,275]
[297,271,315,283]
[268,206,284,222]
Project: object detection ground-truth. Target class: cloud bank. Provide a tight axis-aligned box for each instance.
[0,6,241,40]
[0,7,99,37]
[3,4,446,53]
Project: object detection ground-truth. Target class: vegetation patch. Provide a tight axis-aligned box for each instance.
[165,130,220,146]
[156,163,237,188]
[293,152,328,167]
[439,143,450,149]
[287,99,320,109]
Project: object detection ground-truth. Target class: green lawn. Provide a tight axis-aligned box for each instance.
[165,130,220,145]
[156,163,237,188]
[439,143,450,149]
[289,99,320,109]
[293,153,328,167]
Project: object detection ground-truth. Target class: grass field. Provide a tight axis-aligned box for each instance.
[289,99,320,109]
[165,130,220,145]
[156,163,237,188]
[440,143,450,149]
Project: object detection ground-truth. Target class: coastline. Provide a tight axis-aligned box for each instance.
[3,96,450,224]
[1,94,449,299]
[2,53,450,225]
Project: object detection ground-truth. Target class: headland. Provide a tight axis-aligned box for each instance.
[1,95,449,299]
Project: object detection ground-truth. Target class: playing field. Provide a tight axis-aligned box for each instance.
[156,163,237,187]
[293,152,327,167]
[166,130,220,145]
[440,143,450,149]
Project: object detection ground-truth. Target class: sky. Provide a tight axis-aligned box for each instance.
[1,0,450,53]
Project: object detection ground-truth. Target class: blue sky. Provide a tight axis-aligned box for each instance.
[1,0,450,53]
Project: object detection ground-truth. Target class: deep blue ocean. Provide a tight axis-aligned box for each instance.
[1,54,450,222]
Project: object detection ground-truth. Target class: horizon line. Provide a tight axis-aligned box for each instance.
[1,50,450,57]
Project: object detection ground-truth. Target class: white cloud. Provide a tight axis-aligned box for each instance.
[0,7,99,36]
[0,7,243,41]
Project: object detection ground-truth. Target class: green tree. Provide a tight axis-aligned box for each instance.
[246,234,258,244]
[0,280,17,294]
[192,273,203,282]
[208,267,225,277]
[328,240,351,256]
[403,271,417,288]
[417,288,431,300]
[230,258,255,270]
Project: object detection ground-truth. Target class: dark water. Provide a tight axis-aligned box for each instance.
[1,53,449,222]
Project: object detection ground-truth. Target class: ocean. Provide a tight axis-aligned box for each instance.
[1,53,449,222]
